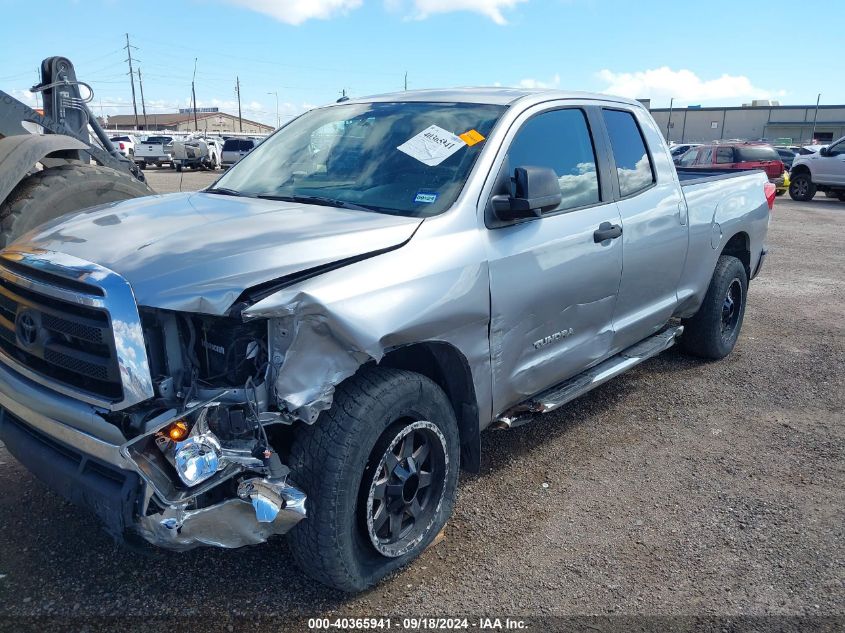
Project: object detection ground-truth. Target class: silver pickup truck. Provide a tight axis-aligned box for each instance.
[0,89,772,591]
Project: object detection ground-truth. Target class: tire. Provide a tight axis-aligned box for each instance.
[287,367,460,592]
[680,255,748,360]
[137,161,147,170]
[837,194,845,202]
[789,173,816,201]
[175,163,183,172]
[0,164,153,248]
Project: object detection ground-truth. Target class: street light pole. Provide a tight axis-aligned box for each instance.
[267,91,279,128]
[666,97,674,143]
[811,93,821,143]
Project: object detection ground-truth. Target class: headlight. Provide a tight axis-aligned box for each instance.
[174,433,222,486]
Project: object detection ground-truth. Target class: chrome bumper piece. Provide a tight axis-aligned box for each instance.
[0,359,306,550]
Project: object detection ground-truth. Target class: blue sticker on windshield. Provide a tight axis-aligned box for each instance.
[414,192,438,204]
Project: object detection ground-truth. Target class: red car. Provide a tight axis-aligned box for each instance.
[676,142,787,193]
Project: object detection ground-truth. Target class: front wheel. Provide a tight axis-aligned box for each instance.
[789,173,816,201]
[287,367,460,592]
[680,255,748,360]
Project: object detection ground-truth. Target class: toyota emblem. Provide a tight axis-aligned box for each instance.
[15,310,39,348]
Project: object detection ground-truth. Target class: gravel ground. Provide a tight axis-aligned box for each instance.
[0,177,842,630]
[143,166,220,193]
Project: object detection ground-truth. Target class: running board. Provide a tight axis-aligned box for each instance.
[493,325,684,429]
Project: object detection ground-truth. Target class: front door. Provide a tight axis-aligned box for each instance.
[817,137,845,185]
[485,106,623,415]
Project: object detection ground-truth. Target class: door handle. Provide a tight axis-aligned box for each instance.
[594,222,623,243]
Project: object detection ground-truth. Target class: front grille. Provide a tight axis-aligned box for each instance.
[0,273,123,401]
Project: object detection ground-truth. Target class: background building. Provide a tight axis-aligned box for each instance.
[648,102,845,145]
[100,109,274,135]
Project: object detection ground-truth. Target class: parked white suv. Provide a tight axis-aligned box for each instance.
[789,135,845,201]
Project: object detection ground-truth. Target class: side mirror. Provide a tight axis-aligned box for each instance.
[491,166,562,221]
[819,146,830,157]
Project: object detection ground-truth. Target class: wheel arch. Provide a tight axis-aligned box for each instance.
[789,163,811,178]
[0,134,88,205]
[720,231,751,279]
[380,341,481,473]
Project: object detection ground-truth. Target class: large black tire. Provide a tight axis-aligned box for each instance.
[287,367,460,592]
[789,173,816,201]
[0,164,153,248]
[680,255,748,360]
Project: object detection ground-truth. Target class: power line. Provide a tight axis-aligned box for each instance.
[124,33,140,129]
[191,57,199,131]
[137,68,148,129]
[236,76,243,132]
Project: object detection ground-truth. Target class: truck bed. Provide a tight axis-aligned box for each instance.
[676,167,762,187]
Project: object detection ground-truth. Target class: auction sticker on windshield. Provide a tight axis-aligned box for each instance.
[398,124,466,166]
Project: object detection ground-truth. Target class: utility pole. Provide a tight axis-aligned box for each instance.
[137,68,148,129]
[124,33,140,129]
[666,97,674,143]
[811,93,821,143]
[267,91,279,128]
[404,71,408,91]
[235,76,243,132]
[191,57,199,131]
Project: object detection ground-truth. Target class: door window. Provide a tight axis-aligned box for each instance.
[715,147,735,164]
[506,109,600,212]
[602,109,656,196]
[827,139,845,156]
[697,146,713,165]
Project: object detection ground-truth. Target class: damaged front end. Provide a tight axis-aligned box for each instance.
[109,308,308,550]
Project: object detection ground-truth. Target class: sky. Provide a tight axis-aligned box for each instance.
[1,0,843,127]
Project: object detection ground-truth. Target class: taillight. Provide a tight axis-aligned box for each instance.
[119,142,125,150]
[764,182,776,211]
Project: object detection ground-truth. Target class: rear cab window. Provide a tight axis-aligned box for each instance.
[505,108,601,213]
[601,109,655,197]
[735,146,779,162]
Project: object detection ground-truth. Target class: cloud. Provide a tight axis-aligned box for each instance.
[388,0,528,24]
[516,74,560,90]
[597,67,785,103]
[225,0,362,25]
[11,89,37,107]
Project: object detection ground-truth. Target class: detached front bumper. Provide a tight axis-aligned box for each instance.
[0,362,306,551]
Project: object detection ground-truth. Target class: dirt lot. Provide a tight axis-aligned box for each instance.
[0,173,842,630]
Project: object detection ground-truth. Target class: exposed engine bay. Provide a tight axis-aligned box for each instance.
[107,308,306,549]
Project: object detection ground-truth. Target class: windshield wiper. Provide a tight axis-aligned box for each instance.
[255,194,377,212]
[205,187,247,197]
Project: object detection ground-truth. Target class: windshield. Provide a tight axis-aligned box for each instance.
[214,101,506,217]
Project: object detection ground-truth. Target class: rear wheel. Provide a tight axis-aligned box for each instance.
[680,255,748,360]
[0,164,153,247]
[287,367,459,592]
[789,173,816,201]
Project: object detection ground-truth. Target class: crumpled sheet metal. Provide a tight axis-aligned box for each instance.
[244,229,493,427]
[136,496,305,551]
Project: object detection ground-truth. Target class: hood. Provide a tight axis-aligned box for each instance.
[17,192,422,315]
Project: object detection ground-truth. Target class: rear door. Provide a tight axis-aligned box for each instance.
[484,104,623,414]
[600,107,688,351]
